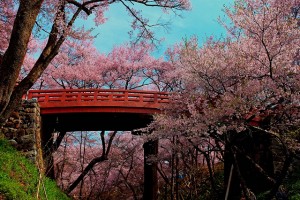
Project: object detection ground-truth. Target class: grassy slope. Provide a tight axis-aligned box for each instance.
[0,138,70,200]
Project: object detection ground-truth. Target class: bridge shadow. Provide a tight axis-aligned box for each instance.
[42,112,154,132]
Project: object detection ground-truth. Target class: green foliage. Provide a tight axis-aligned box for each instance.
[286,167,300,200]
[0,138,70,200]
[257,161,300,200]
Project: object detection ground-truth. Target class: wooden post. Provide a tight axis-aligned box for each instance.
[143,139,158,200]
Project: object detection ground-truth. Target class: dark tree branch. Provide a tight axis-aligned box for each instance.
[232,145,276,184]
[52,131,67,152]
[105,131,117,157]
[188,139,216,193]
[67,155,107,193]
[67,130,117,194]
[100,130,106,157]
[67,0,92,15]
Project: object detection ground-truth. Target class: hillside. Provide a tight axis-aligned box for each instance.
[0,138,70,200]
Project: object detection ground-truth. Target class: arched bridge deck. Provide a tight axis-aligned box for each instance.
[26,89,169,131]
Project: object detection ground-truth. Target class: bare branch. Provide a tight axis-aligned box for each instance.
[67,0,92,15]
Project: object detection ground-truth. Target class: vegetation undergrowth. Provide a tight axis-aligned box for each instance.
[0,137,70,200]
[257,162,300,200]
[285,164,300,200]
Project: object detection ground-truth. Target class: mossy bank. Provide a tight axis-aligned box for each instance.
[0,138,69,200]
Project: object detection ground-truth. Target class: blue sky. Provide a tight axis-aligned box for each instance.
[86,0,234,55]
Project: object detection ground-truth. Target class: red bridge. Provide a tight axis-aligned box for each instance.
[26,90,169,197]
[26,89,169,131]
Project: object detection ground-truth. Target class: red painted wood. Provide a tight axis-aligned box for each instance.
[25,89,169,115]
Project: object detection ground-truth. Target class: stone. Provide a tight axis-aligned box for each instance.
[17,134,35,151]
[25,128,35,135]
[24,113,36,121]
[10,111,20,119]
[20,134,35,142]
[22,150,37,163]
[25,108,37,113]
[1,99,41,167]
[8,139,18,147]
[28,122,37,128]
[1,127,9,133]
[4,121,14,127]
[14,122,20,129]
[23,150,36,157]
[3,129,17,139]
[16,129,26,137]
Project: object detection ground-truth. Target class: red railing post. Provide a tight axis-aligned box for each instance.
[61,91,66,102]
[109,93,113,102]
[94,90,98,101]
[124,91,128,102]
[45,94,49,102]
[139,93,143,102]
[153,93,158,103]
[77,93,81,102]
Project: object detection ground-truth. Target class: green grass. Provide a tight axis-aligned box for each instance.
[0,138,70,200]
[286,167,300,200]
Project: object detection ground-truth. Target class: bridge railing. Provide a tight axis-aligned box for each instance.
[26,89,169,104]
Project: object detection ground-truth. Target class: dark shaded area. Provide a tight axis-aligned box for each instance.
[224,130,274,199]
[41,112,153,132]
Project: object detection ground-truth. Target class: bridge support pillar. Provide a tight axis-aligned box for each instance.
[143,139,158,200]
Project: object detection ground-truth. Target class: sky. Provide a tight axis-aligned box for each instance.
[85,0,234,55]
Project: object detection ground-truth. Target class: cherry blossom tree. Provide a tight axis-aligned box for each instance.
[40,41,163,90]
[32,39,108,89]
[53,131,146,199]
[0,0,14,53]
[53,128,223,199]
[0,0,190,126]
[155,135,224,199]
[151,0,300,198]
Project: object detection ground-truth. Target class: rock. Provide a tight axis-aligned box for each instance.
[8,139,18,147]
[1,99,41,164]
[10,111,20,119]
[17,134,35,151]
[25,128,35,135]
[16,129,25,137]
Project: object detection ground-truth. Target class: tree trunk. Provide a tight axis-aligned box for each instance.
[143,140,158,200]
[0,0,44,125]
[0,0,78,126]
